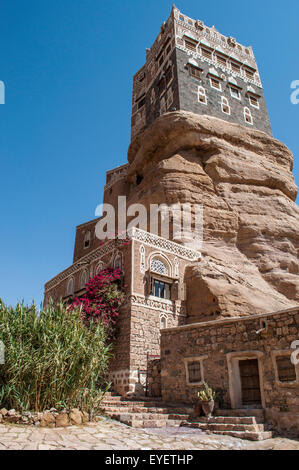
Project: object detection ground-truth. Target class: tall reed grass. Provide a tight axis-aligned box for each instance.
[0,300,112,412]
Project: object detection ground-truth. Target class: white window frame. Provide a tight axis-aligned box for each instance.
[221,96,231,115]
[197,86,207,105]
[249,95,260,109]
[184,356,208,387]
[244,107,253,125]
[210,77,222,91]
[230,86,241,101]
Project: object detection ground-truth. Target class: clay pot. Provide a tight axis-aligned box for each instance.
[193,402,202,418]
[201,400,215,418]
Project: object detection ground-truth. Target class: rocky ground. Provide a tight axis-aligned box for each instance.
[0,416,298,450]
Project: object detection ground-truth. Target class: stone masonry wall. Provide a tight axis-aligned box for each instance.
[161,308,299,433]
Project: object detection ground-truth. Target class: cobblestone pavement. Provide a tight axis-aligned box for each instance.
[0,417,298,450]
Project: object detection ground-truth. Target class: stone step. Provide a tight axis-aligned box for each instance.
[191,416,264,425]
[182,421,265,433]
[105,412,188,428]
[215,409,264,419]
[209,430,273,441]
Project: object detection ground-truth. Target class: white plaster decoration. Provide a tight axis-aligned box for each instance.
[150,258,169,276]
[140,245,145,274]
[45,238,121,291]
[188,57,199,67]
[130,293,186,316]
[174,257,179,277]
[128,228,201,262]
[160,313,168,329]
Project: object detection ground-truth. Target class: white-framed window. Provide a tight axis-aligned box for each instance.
[216,54,227,66]
[249,95,259,109]
[231,61,241,73]
[84,231,91,249]
[66,277,74,296]
[244,68,255,80]
[184,356,208,386]
[201,47,212,59]
[244,107,253,125]
[230,86,241,100]
[221,96,230,115]
[185,38,197,52]
[210,77,222,91]
[198,86,207,105]
[80,270,88,289]
[160,314,168,330]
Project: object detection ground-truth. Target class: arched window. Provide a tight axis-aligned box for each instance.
[244,107,253,124]
[114,254,122,271]
[150,258,169,276]
[84,231,91,249]
[80,270,88,289]
[221,96,230,115]
[66,277,74,296]
[160,314,168,330]
[198,86,207,105]
[95,261,104,275]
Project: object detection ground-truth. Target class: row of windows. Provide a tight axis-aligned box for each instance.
[178,16,251,56]
[189,65,260,107]
[184,38,254,76]
[66,255,123,296]
[197,86,254,124]
[186,354,298,386]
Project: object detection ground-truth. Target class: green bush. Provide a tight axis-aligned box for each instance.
[0,299,112,413]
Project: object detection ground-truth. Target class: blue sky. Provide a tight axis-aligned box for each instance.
[0,0,298,307]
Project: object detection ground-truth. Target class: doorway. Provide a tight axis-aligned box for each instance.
[239,359,262,406]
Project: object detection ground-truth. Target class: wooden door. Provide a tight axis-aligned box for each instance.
[239,359,261,406]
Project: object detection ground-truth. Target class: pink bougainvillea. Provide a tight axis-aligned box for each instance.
[69,268,125,330]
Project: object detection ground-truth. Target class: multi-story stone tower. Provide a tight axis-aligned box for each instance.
[131,5,272,139]
[44,7,299,434]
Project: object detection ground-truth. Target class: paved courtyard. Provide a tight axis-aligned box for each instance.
[0,416,298,450]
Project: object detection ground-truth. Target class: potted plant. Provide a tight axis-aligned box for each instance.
[197,382,217,418]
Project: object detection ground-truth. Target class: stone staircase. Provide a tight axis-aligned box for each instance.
[181,408,273,441]
[101,394,272,441]
[100,393,193,428]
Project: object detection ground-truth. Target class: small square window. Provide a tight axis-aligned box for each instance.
[201,47,212,59]
[210,77,221,90]
[231,62,241,73]
[189,65,201,80]
[276,356,297,383]
[230,87,241,100]
[249,95,259,108]
[185,39,197,52]
[216,55,227,66]
[245,69,255,79]
[188,361,202,383]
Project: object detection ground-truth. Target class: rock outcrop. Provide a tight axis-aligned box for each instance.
[126,111,299,321]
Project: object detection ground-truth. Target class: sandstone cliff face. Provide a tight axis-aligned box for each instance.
[126,111,299,322]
